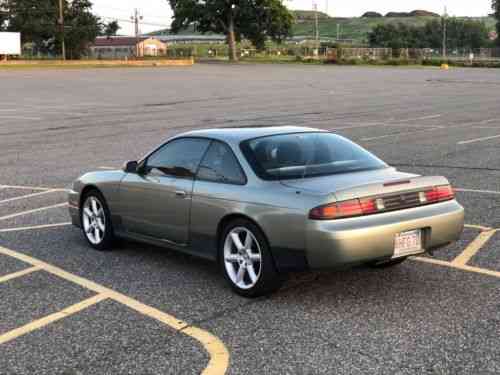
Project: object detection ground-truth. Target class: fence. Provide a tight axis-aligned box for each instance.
[321,47,500,62]
[184,46,500,61]
[11,44,500,62]
[331,48,392,60]
[405,48,500,60]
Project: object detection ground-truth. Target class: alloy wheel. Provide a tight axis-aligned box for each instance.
[82,196,106,245]
[223,227,262,290]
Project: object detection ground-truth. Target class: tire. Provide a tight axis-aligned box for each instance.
[219,219,282,298]
[369,257,408,269]
[80,189,115,251]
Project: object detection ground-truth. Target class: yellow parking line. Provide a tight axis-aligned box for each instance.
[0,185,54,191]
[456,188,500,196]
[111,293,230,375]
[464,224,493,231]
[452,229,497,266]
[0,246,229,374]
[361,127,442,141]
[411,256,500,279]
[0,203,68,221]
[0,294,109,345]
[183,326,230,375]
[0,266,41,284]
[458,134,500,145]
[0,222,72,233]
[0,190,62,205]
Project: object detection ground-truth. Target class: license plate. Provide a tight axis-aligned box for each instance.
[394,230,423,258]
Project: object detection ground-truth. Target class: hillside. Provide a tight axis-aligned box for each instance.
[149,11,496,45]
[292,14,496,43]
[293,10,331,20]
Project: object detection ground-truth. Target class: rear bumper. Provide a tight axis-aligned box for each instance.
[305,200,464,269]
[68,189,81,228]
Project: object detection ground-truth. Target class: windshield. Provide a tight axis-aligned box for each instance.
[240,132,388,181]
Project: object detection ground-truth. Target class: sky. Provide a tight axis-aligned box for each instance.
[91,0,494,36]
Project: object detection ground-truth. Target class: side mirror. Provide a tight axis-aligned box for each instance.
[123,160,138,173]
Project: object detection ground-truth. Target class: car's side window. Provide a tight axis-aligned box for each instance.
[197,141,247,185]
[146,138,210,179]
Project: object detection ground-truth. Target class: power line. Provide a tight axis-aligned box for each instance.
[0,9,170,28]
[100,16,170,28]
[0,6,169,21]
[94,5,171,20]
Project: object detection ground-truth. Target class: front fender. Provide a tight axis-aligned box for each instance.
[68,170,127,226]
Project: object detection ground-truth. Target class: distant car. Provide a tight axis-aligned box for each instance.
[69,127,464,297]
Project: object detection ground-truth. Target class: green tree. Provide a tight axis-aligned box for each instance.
[103,20,120,37]
[167,0,293,61]
[5,0,57,50]
[4,0,100,58]
[421,20,442,48]
[369,18,489,50]
[494,0,500,45]
[0,1,7,31]
[64,0,101,58]
[447,18,489,50]
[368,23,413,49]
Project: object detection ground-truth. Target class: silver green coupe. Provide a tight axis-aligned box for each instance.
[69,127,464,297]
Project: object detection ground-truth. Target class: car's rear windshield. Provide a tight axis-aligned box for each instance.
[240,132,388,181]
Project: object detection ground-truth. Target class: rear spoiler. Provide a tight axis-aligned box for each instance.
[333,176,451,202]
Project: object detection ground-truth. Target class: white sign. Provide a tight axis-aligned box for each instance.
[0,32,21,55]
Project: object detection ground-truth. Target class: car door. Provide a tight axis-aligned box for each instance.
[118,137,211,245]
[190,140,248,257]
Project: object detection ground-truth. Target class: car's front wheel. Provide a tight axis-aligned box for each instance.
[81,190,115,251]
[220,219,282,298]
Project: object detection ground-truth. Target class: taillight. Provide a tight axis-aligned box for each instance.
[309,185,455,220]
[424,185,455,203]
[309,198,377,220]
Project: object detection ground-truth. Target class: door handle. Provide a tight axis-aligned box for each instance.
[175,190,187,198]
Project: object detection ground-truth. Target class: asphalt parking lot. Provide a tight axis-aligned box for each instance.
[1,64,499,374]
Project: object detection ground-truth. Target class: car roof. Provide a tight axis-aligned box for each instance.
[175,126,327,144]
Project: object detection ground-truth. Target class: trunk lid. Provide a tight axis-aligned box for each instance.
[280,167,450,202]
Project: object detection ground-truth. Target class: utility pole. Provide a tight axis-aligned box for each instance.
[58,0,66,60]
[313,3,319,47]
[131,9,143,58]
[337,24,340,41]
[442,6,447,59]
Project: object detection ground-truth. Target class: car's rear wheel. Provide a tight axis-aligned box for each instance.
[81,190,115,251]
[220,219,282,298]
[369,257,408,268]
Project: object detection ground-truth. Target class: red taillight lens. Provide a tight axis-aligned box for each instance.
[424,185,455,203]
[359,198,377,214]
[309,198,377,220]
[309,185,455,220]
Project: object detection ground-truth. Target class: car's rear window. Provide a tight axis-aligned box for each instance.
[240,132,388,181]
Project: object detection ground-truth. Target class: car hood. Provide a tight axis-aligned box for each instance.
[279,167,418,195]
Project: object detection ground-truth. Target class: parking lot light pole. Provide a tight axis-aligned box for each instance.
[442,6,447,59]
[58,0,66,60]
